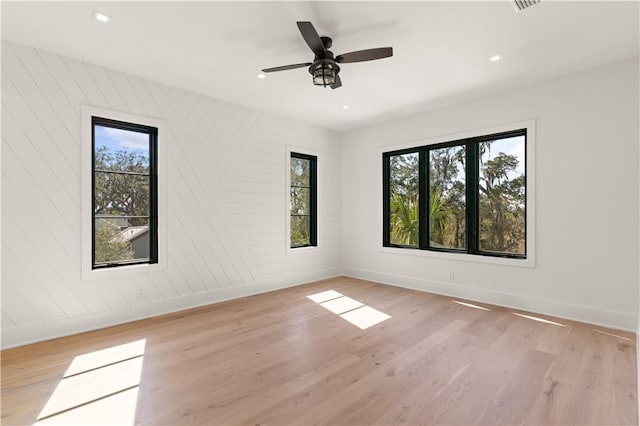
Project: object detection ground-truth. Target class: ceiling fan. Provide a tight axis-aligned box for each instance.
[261,21,393,89]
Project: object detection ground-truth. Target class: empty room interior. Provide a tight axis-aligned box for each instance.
[1,1,639,425]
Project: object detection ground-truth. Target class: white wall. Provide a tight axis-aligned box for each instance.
[342,57,639,331]
[1,40,342,348]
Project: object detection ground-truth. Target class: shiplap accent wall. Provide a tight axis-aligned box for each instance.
[1,40,342,348]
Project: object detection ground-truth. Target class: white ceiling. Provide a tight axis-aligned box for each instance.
[2,1,638,132]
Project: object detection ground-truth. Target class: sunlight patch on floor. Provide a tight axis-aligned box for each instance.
[452,300,491,311]
[340,305,391,330]
[64,339,145,377]
[513,312,566,327]
[34,387,139,426]
[320,296,364,315]
[306,290,343,303]
[34,339,146,426]
[307,290,391,330]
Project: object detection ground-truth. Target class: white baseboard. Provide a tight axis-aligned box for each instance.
[343,266,637,332]
[637,319,640,419]
[4,266,634,349]
[1,268,342,350]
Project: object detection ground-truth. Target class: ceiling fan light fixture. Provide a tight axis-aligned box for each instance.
[312,62,337,87]
[262,21,392,90]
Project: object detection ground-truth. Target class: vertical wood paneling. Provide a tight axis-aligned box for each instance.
[1,41,342,346]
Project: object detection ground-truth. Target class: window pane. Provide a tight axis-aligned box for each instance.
[478,136,526,255]
[94,173,150,216]
[94,125,150,174]
[389,152,419,246]
[291,187,310,215]
[429,145,466,250]
[94,217,150,264]
[291,157,310,187]
[291,215,310,246]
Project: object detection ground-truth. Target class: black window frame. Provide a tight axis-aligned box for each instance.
[383,128,527,259]
[290,152,317,248]
[91,116,159,269]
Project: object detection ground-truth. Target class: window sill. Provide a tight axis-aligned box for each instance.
[378,246,535,268]
[286,245,319,256]
[82,261,164,280]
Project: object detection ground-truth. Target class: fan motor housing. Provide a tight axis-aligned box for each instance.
[320,36,333,50]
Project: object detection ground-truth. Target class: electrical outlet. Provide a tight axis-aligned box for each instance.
[448,271,455,280]
[136,285,144,297]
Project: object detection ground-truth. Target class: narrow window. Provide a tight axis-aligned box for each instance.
[290,152,317,248]
[387,151,419,247]
[92,117,158,269]
[428,145,466,250]
[477,134,526,256]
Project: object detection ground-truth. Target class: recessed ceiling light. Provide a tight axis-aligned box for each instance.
[342,105,350,110]
[490,54,502,62]
[92,10,111,23]
[256,73,266,79]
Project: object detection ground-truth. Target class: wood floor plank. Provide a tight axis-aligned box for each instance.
[1,277,637,425]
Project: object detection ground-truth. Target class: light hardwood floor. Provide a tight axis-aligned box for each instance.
[1,277,637,425]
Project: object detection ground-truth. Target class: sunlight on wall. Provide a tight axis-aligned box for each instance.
[33,339,146,426]
[306,290,390,330]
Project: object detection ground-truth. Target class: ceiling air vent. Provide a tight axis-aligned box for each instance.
[512,0,541,12]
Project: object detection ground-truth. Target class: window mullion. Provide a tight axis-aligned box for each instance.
[149,127,158,263]
[419,148,428,249]
[309,155,317,246]
[382,154,390,247]
[466,140,478,254]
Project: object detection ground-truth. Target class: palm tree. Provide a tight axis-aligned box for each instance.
[390,194,418,245]
[428,187,448,245]
[391,188,454,247]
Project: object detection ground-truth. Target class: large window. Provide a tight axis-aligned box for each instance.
[290,152,317,248]
[383,129,526,259]
[92,116,158,269]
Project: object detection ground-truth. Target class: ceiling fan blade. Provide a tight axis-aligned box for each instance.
[297,21,326,57]
[331,74,342,90]
[261,63,312,73]
[336,47,393,63]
